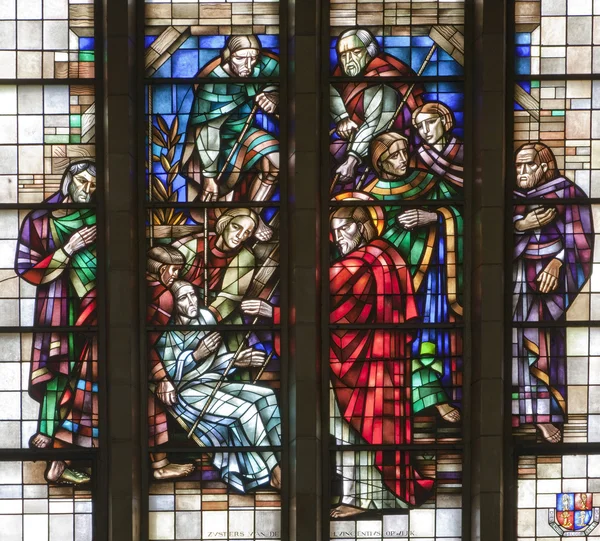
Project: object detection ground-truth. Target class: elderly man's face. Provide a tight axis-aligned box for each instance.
[221,216,256,251]
[331,217,363,256]
[515,148,547,190]
[68,169,96,203]
[338,35,370,76]
[176,285,198,319]
[159,264,182,288]
[380,140,408,177]
[229,48,260,77]
[415,112,446,145]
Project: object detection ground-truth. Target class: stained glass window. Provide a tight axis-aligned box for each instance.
[327,0,464,538]
[0,2,99,540]
[144,1,283,539]
[513,2,600,539]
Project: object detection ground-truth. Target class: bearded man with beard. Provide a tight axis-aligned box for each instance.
[328,206,434,517]
[512,142,593,443]
[330,28,424,187]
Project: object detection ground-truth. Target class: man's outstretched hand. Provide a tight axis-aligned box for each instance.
[537,258,562,293]
[515,207,557,232]
[156,379,177,406]
[64,225,97,255]
[336,118,358,140]
[241,299,274,318]
[235,348,266,368]
[193,332,222,362]
[256,92,279,114]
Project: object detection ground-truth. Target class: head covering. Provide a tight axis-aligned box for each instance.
[147,245,186,275]
[369,132,408,175]
[222,35,261,63]
[412,102,454,133]
[215,208,259,235]
[330,206,378,244]
[171,280,194,300]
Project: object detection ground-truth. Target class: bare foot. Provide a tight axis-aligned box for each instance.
[30,433,52,448]
[330,505,365,518]
[45,461,90,485]
[537,423,561,443]
[270,465,281,490]
[436,403,461,423]
[153,462,195,480]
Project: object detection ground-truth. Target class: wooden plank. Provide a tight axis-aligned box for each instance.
[515,84,541,121]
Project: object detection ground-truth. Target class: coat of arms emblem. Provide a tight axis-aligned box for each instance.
[549,493,600,536]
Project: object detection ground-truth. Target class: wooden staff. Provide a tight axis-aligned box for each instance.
[215,103,259,185]
[354,43,438,191]
[252,350,275,384]
[187,278,281,438]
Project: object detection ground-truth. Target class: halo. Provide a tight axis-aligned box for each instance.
[332,191,385,235]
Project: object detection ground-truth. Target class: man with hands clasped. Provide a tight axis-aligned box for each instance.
[512,142,594,443]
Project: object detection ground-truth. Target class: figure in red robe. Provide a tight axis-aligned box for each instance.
[329,206,434,517]
[146,245,194,479]
[330,28,424,191]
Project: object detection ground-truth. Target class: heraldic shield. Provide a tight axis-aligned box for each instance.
[549,493,600,536]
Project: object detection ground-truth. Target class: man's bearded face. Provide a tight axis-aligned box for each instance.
[176,285,198,319]
[68,169,96,203]
[332,217,363,256]
[515,149,547,190]
[159,264,182,288]
[229,49,260,77]
[380,141,408,178]
[415,113,446,145]
[338,36,370,76]
[221,216,256,251]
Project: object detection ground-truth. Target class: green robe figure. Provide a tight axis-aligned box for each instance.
[364,131,463,424]
[181,35,280,241]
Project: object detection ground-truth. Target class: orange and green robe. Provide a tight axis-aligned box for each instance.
[364,169,463,414]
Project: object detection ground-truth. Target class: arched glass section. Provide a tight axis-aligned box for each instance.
[143,1,285,539]
[326,1,465,539]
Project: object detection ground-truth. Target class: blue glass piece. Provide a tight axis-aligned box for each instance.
[518,81,531,93]
[516,57,531,75]
[515,101,524,111]
[180,36,199,49]
[173,50,199,78]
[155,58,172,78]
[145,35,157,48]
[330,47,338,69]
[516,45,531,58]
[439,61,463,76]
[422,63,438,77]
[199,35,227,49]
[259,35,279,49]
[386,47,411,66]
[515,32,531,45]
[175,85,195,113]
[79,37,94,51]
[153,86,173,114]
[438,50,453,62]
[199,50,220,73]
[383,36,410,47]
[413,36,434,47]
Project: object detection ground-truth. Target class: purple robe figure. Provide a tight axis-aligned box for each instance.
[512,143,593,443]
